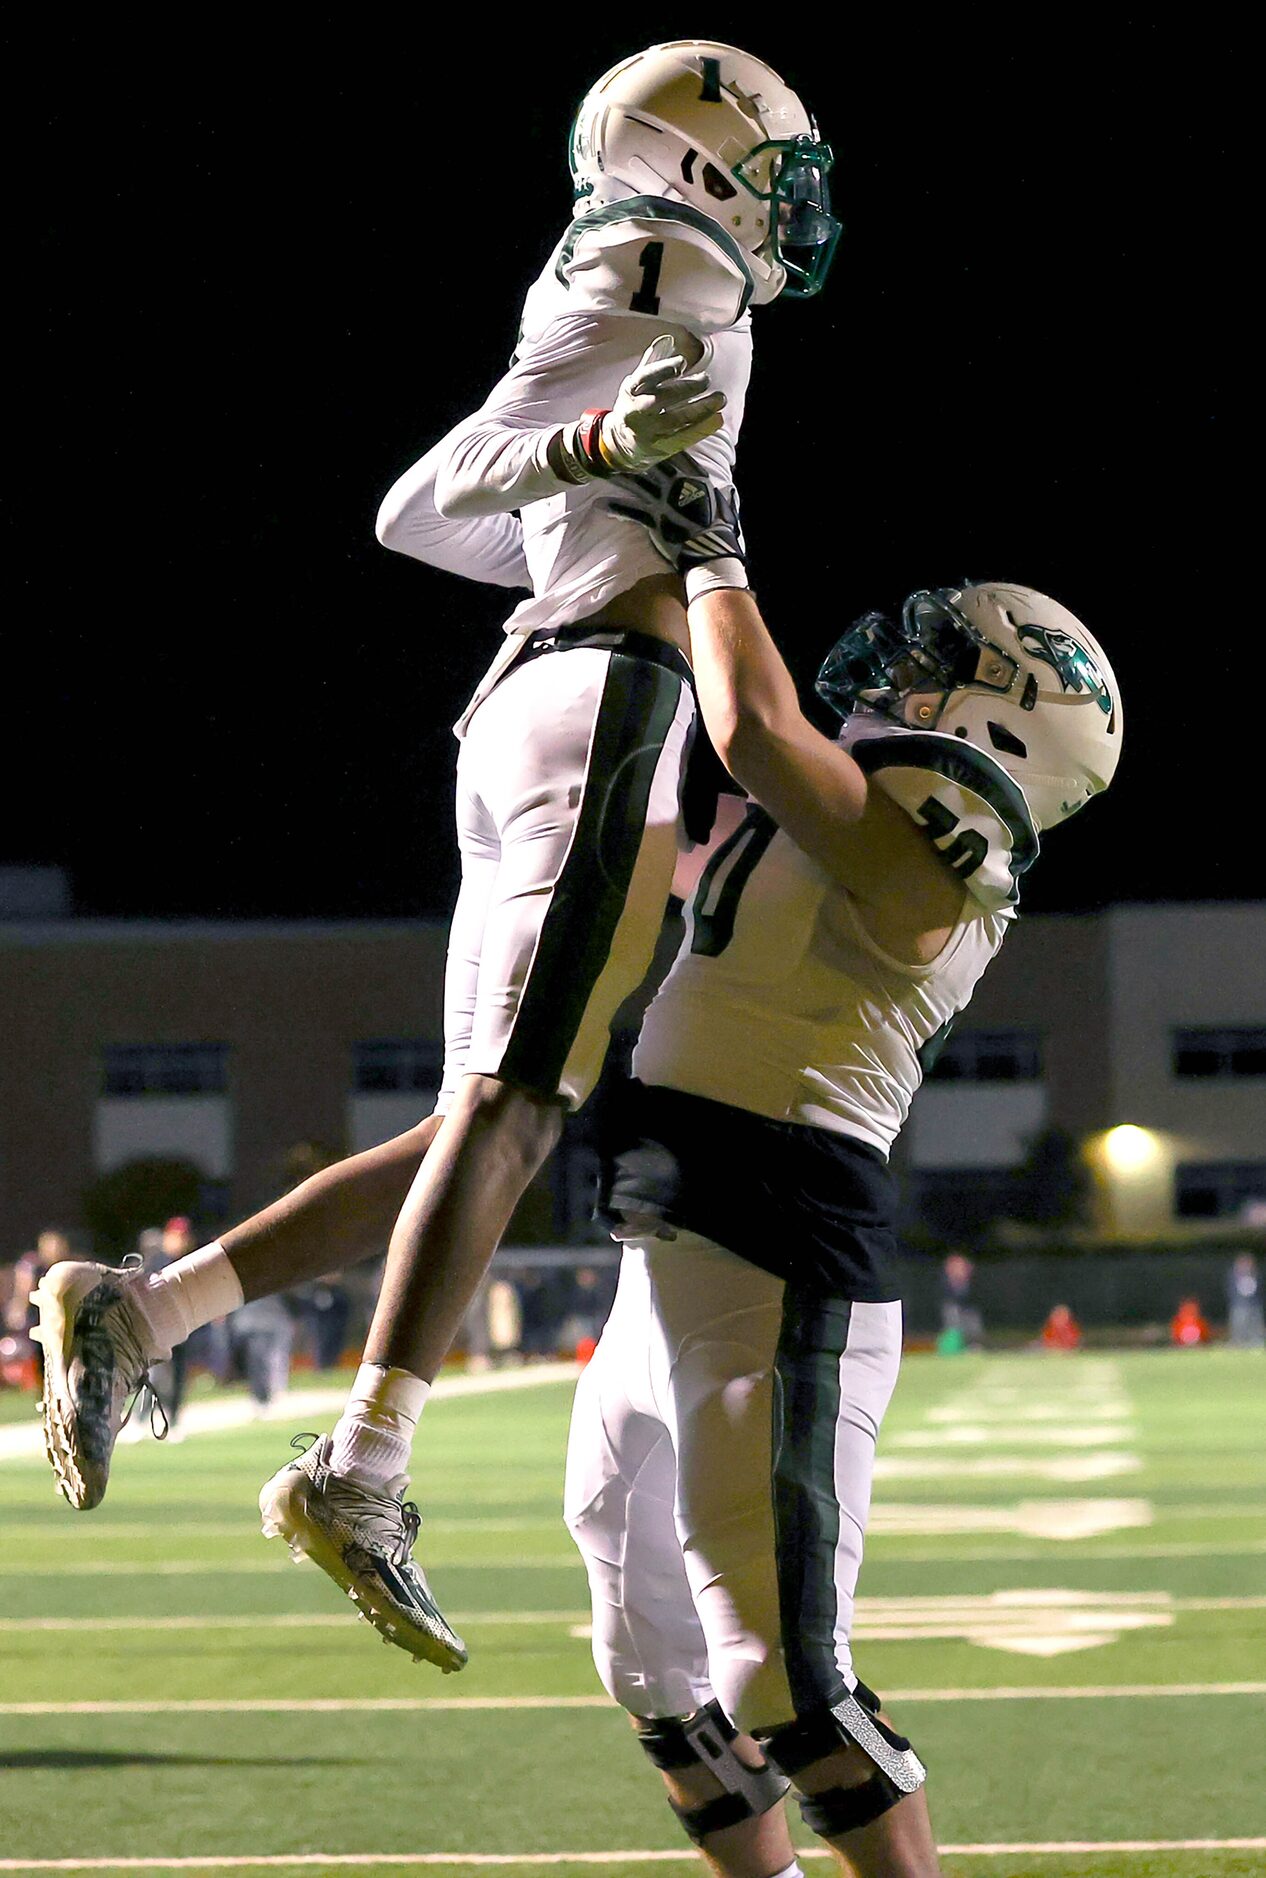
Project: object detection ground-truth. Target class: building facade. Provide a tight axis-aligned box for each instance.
[2,902,1264,1251]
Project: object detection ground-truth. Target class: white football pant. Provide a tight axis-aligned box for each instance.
[438,643,694,1111]
[565,1231,903,1733]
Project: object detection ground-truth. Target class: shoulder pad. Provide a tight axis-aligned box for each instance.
[850,732,1039,912]
[556,198,753,333]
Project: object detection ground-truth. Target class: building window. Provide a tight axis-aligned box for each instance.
[102,1043,228,1097]
[1172,1027,1266,1078]
[352,1039,443,1094]
[1175,1162,1266,1220]
[927,1028,1042,1083]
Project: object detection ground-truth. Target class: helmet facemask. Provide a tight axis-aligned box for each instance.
[816,589,1019,731]
[817,583,1122,833]
[732,134,840,297]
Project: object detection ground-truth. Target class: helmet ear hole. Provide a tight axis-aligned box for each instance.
[987,721,1028,759]
[703,161,737,201]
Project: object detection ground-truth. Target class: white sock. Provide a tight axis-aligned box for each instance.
[329,1362,430,1488]
[770,1864,804,1878]
[130,1242,244,1358]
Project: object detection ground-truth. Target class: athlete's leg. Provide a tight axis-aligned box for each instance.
[260,646,693,1663]
[340,647,692,1404]
[565,1246,801,1878]
[641,1234,936,1877]
[33,1119,442,1510]
[362,1076,562,1379]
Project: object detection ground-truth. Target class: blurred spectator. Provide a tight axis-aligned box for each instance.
[486,1277,522,1364]
[517,1267,561,1360]
[1227,1254,1265,1348]
[1171,1296,1211,1347]
[1,1256,29,1334]
[556,1265,616,1353]
[122,1222,189,1442]
[1040,1303,1082,1350]
[36,1229,71,1273]
[229,1293,294,1415]
[159,1216,231,1384]
[5,1234,66,1384]
[293,1275,353,1370]
[940,1252,984,1352]
[1,1255,39,1389]
[462,1277,494,1374]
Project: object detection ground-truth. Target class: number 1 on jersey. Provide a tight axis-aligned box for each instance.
[630,241,664,315]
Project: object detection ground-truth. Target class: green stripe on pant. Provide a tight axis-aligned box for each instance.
[773,1287,855,1715]
[499,651,685,1099]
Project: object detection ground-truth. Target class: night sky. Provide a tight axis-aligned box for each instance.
[8,18,1234,921]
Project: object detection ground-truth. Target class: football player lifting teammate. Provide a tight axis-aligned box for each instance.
[33,42,839,1674]
[562,464,1122,1876]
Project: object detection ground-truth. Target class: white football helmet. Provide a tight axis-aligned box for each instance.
[816,582,1123,831]
[569,40,839,303]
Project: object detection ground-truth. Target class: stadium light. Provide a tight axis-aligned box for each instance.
[1100,1124,1163,1176]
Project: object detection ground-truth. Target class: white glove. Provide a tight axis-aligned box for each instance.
[602,334,726,470]
[553,336,725,483]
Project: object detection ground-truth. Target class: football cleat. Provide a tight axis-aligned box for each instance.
[31,1257,163,1510]
[258,1433,468,1674]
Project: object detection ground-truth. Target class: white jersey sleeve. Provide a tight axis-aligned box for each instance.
[433,206,753,521]
[848,731,1040,912]
[376,435,529,589]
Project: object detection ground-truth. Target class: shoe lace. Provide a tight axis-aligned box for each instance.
[118,1381,170,1440]
[87,1254,167,1441]
[329,1476,422,1567]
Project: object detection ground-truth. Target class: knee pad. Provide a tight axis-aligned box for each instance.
[635,1699,789,1847]
[760,1677,926,1836]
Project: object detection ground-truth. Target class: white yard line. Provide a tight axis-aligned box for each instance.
[0,1517,573,1542]
[8,1592,1261,1635]
[3,1681,1264,1715]
[0,1364,580,1462]
[1,1841,1264,1869]
[0,1612,590,1633]
[0,1558,577,1576]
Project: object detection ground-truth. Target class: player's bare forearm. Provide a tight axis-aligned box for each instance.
[687,586,869,861]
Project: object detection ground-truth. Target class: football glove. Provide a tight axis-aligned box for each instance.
[554,337,725,482]
[606,455,746,574]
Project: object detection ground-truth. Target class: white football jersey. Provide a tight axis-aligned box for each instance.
[634,734,1039,1156]
[442,199,755,728]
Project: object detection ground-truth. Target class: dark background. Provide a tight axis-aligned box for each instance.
[7,18,1235,920]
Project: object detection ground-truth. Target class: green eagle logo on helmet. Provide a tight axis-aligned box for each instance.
[1018,624,1113,715]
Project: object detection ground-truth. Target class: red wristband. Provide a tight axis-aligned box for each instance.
[576,408,612,477]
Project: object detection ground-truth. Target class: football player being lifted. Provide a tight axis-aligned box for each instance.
[562,468,1122,1876]
[33,43,839,1672]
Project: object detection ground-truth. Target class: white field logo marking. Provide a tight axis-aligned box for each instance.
[568,1588,1177,1657]
[849,1588,1174,1656]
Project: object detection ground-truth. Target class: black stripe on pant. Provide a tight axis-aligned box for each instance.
[773,1286,855,1715]
[498,652,684,1100]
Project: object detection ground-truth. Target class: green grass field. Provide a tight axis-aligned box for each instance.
[2,1349,1265,1878]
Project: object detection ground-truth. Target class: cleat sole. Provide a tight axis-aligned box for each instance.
[32,1266,109,1512]
[258,1470,467,1674]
